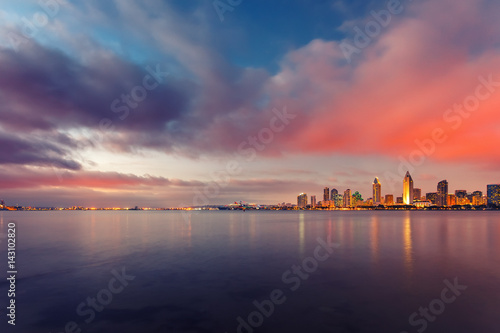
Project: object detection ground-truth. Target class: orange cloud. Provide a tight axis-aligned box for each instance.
[262,0,500,166]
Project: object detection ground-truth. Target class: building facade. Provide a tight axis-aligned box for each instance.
[413,188,422,201]
[373,178,381,204]
[472,191,483,205]
[297,193,308,208]
[323,187,330,202]
[447,194,456,206]
[333,194,343,207]
[455,190,468,205]
[310,195,316,208]
[487,185,500,206]
[437,180,448,206]
[330,188,338,201]
[343,189,352,208]
[426,192,438,205]
[385,194,394,206]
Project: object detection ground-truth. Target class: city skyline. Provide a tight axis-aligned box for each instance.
[1,1,500,207]
[1,168,498,208]
[298,174,499,209]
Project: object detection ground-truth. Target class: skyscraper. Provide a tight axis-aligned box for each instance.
[323,187,330,202]
[297,193,308,208]
[311,195,317,208]
[487,185,500,207]
[403,171,414,205]
[437,180,448,206]
[330,188,338,201]
[373,178,381,204]
[343,189,352,208]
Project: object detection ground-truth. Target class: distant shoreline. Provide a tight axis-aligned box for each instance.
[2,206,499,212]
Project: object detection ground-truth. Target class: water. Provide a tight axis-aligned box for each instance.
[0,210,499,333]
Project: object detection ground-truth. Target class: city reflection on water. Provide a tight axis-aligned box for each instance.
[1,210,500,333]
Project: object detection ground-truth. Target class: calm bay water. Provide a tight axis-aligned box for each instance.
[0,210,499,333]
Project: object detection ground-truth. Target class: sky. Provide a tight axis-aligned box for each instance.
[0,0,500,207]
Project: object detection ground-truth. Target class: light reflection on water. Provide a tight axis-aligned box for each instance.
[0,210,499,333]
[403,213,413,277]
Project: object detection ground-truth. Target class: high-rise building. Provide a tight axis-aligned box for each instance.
[413,188,422,201]
[311,195,317,208]
[472,191,483,206]
[330,188,338,201]
[426,192,438,205]
[455,190,468,205]
[487,185,500,206]
[297,193,308,208]
[373,178,381,204]
[385,194,394,205]
[437,180,448,206]
[324,187,330,202]
[396,196,403,204]
[403,171,414,205]
[343,189,352,208]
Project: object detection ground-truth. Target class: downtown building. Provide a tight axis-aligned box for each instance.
[426,192,438,205]
[437,180,448,206]
[403,171,414,205]
[310,195,317,208]
[343,189,352,208]
[324,187,330,202]
[385,194,394,206]
[330,188,338,201]
[472,191,484,206]
[297,193,308,208]
[333,193,343,207]
[413,188,422,201]
[455,190,468,205]
[373,178,381,205]
[487,185,500,207]
[447,194,457,206]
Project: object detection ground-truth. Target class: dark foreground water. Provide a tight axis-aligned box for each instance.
[0,211,499,333]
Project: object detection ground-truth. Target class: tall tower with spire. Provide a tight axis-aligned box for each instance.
[373,177,381,204]
[403,171,414,205]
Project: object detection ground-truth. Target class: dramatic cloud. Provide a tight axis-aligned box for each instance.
[0,167,172,189]
[0,132,81,170]
[263,0,500,164]
[0,41,189,132]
